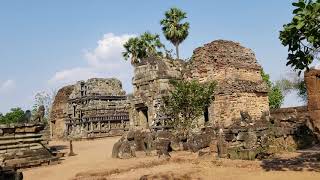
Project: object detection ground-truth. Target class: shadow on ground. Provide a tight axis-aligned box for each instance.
[49,145,68,151]
[261,145,320,172]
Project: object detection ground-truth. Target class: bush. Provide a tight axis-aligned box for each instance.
[0,108,25,124]
[163,80,216,131]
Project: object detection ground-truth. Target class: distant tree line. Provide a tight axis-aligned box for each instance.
[0,90,55,124]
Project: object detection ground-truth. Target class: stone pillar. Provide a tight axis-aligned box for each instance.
[305,69,320,139]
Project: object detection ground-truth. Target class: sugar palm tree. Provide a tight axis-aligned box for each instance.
[160,7,190,59]
[122,37,145,64]
[140,32,164,57]
[123,32,164,64]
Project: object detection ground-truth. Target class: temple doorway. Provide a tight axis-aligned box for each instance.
[137,106,149,128]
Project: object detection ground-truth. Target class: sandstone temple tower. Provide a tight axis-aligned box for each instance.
[50,78,130,139]
[50,40,270,137]
[130,40,269,129]
[131,57,185,129]
[185,40,269,127]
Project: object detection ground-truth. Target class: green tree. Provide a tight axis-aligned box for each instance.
[261,70,284,109]
[0,108,25,124]
[160,7,190,59]
[279,0,320,73]
[122,32,164,64]
[163,80,216,131]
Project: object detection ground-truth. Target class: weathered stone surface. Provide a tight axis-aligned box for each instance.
[50,85,74,140]
[51,78,130,140]
[131,57,185,129]
[187,133,212,152]
[185,40,269,127]
[0,123,60,169]
[155,138,171,158]
[304,69,320,139]
[130,40,269,130]
[118,141,136,159]
[112,137,124,158]
[243,129,257,149]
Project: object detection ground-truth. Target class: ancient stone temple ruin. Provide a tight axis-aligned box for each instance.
[185,40,269,127]
[50,78,130,139]
[130,40,269,129]
[131,57,185,129]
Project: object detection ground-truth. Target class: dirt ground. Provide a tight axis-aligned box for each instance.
[23,137,320,180]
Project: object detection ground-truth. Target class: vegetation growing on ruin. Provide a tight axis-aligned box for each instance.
[123,32,164,64]
[160,7,190,59]
[0,108,25,124]
[280,0,320,73]
[163,80,216,131]
[261,70,284,109]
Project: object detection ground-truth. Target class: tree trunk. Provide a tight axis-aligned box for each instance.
[175,44,179,60]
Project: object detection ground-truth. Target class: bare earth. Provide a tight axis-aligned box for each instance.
[23,137,320,180]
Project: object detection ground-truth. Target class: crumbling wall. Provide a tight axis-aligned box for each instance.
[186,40,269,126]
[131,57,185,129]
[50,85,74,140]
[0,123,58,168]
[270,106,318,149]
[305,69,320,138]
[66,78,130,139]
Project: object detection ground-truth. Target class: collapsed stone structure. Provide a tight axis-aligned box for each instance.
[51,40,270,139]
[0,123,59,168]
[50,78,130,139]
[51,85,75,139]
[113,108,318,160]
[185,40,269,127]
[131,57,185,129]
[130,40,269,129]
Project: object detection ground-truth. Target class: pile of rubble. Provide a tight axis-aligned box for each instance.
[112,111,318,160]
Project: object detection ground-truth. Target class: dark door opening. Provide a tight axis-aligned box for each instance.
[204,107,209,123]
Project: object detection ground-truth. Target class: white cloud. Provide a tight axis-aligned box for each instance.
[49,67,98,85]
[0,79,16,94]
[49,33,136,92]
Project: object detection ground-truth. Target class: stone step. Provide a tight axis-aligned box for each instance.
[0,137,44,146]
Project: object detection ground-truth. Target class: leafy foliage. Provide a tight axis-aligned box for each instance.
[279,0,320,73]
[261,70,284,109]
[0,108,25,124]
[122,32,164,64]
[269,86,285,109]
[160,7,190,59]
[163,80,216,131]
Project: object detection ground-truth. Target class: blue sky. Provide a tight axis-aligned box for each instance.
[0,0,302,113]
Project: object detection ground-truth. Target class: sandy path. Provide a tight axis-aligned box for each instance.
[23,138,320,180]
[23,137,120,180]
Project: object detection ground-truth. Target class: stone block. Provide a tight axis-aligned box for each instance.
[308,95,320,110]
